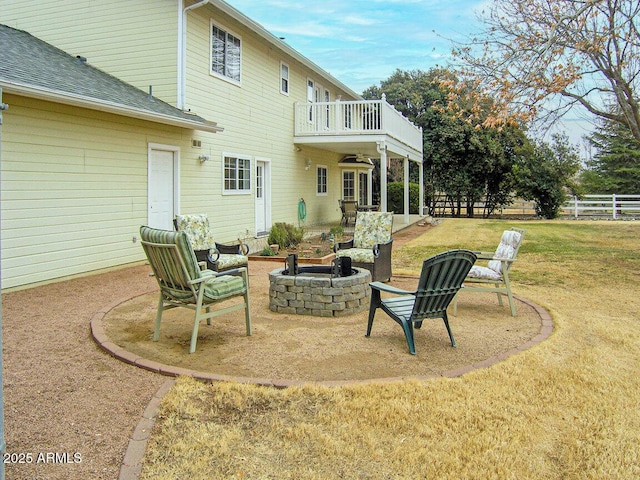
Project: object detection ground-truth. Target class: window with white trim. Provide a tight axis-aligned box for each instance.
[307,78,314,122]
[280,62,289,95]
[316,165,328,195]
[342,170,355,200]
[211,23,241,83]
[223,154,251,194]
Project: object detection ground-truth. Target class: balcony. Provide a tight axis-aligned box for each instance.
[294,96,423,161]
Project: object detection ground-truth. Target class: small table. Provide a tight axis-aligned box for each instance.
[357,204,379,212]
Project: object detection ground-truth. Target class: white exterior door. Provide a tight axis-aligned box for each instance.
[254,159,271,236]
[148,145,178,230]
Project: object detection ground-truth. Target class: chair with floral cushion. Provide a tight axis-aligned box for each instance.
[174,214,249,273]
[334,211,393,282]
[140,226,251,354]
[453,227,525,317]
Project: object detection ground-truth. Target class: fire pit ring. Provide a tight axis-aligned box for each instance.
[269,265,371,317]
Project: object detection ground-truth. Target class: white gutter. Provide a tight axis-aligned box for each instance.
[2,81,223,133]
[178,0,210,110]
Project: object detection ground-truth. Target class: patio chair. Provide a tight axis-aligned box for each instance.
[334,211,393,282]
[453,228,525,317]
[367,249,477,355]
[140,226,252,354]
[174,213,248,272]
[339,200,358,226]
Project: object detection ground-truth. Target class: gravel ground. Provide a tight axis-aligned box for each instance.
[1,223,541,479]
[2,266,166,480]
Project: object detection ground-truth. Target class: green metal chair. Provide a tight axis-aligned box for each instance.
[453,228,525,317]
[367,249,477,355]
[140,226,252,354]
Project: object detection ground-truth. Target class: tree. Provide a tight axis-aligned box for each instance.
[364,68,526,217]
[452,0,640,143]
[581,116,640,193]
[515,133,581,218]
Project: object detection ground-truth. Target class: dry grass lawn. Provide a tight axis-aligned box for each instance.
[140,219,640,479]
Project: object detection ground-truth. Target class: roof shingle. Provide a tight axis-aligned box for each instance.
[0,24,221,132]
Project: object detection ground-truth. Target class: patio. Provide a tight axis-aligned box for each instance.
[94,223,546,384]
[97,258,545,384]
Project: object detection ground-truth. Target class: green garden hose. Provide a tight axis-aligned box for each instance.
[298,198,307,225]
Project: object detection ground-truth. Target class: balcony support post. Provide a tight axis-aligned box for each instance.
[404,155,410,225]
[419,159,424,217]
[377,141,388,212]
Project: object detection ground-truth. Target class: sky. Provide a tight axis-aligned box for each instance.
[227,0,592,147]
[227,0,486,93]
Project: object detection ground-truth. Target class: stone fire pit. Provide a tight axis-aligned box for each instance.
[269,266,371,317]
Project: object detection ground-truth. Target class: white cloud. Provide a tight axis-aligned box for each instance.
[227,0,486,92]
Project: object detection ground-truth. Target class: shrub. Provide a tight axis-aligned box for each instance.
[259,246,277,256]
[387,182,420,214]
[329,225,344,240]
[267,222,304,248]
[267,223,287,248]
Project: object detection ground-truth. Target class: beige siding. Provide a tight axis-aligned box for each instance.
[1,1,366,288]
[2,0,360,236]
[0,0,179,104]
[178,7,354,238]
[0,95,200,289]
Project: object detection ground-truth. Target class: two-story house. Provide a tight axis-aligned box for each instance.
[0,0,423,289]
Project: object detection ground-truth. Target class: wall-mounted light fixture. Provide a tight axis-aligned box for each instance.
[305,158,312,171]
[198,154,210,163]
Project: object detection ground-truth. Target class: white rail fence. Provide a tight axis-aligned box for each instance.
[563,194,640,219]
[431,194,640,219]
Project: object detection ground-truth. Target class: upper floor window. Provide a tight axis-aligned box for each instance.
[280,62,289,95]
[211,23,241,83]
[223,154,251,194]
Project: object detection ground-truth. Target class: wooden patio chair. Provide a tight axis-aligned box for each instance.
[367,249,477,355]
[453,228,526,317]
[334,211,393,282]
[339,200,358,226]
[174,213,248,272]
[140,226,252,354]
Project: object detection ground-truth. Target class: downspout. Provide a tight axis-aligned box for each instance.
[178,0,210,110]
[419,158,424,217]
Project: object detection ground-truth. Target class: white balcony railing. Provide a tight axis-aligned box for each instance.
[294,96,423,152]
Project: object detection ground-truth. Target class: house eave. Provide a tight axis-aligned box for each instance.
[1,81,224,133]
[294,134,423,163]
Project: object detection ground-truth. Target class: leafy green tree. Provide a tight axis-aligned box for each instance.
[581,118,640,193]
[515,133,581,218]
[387,182,420,214]
[364,68,526,217]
